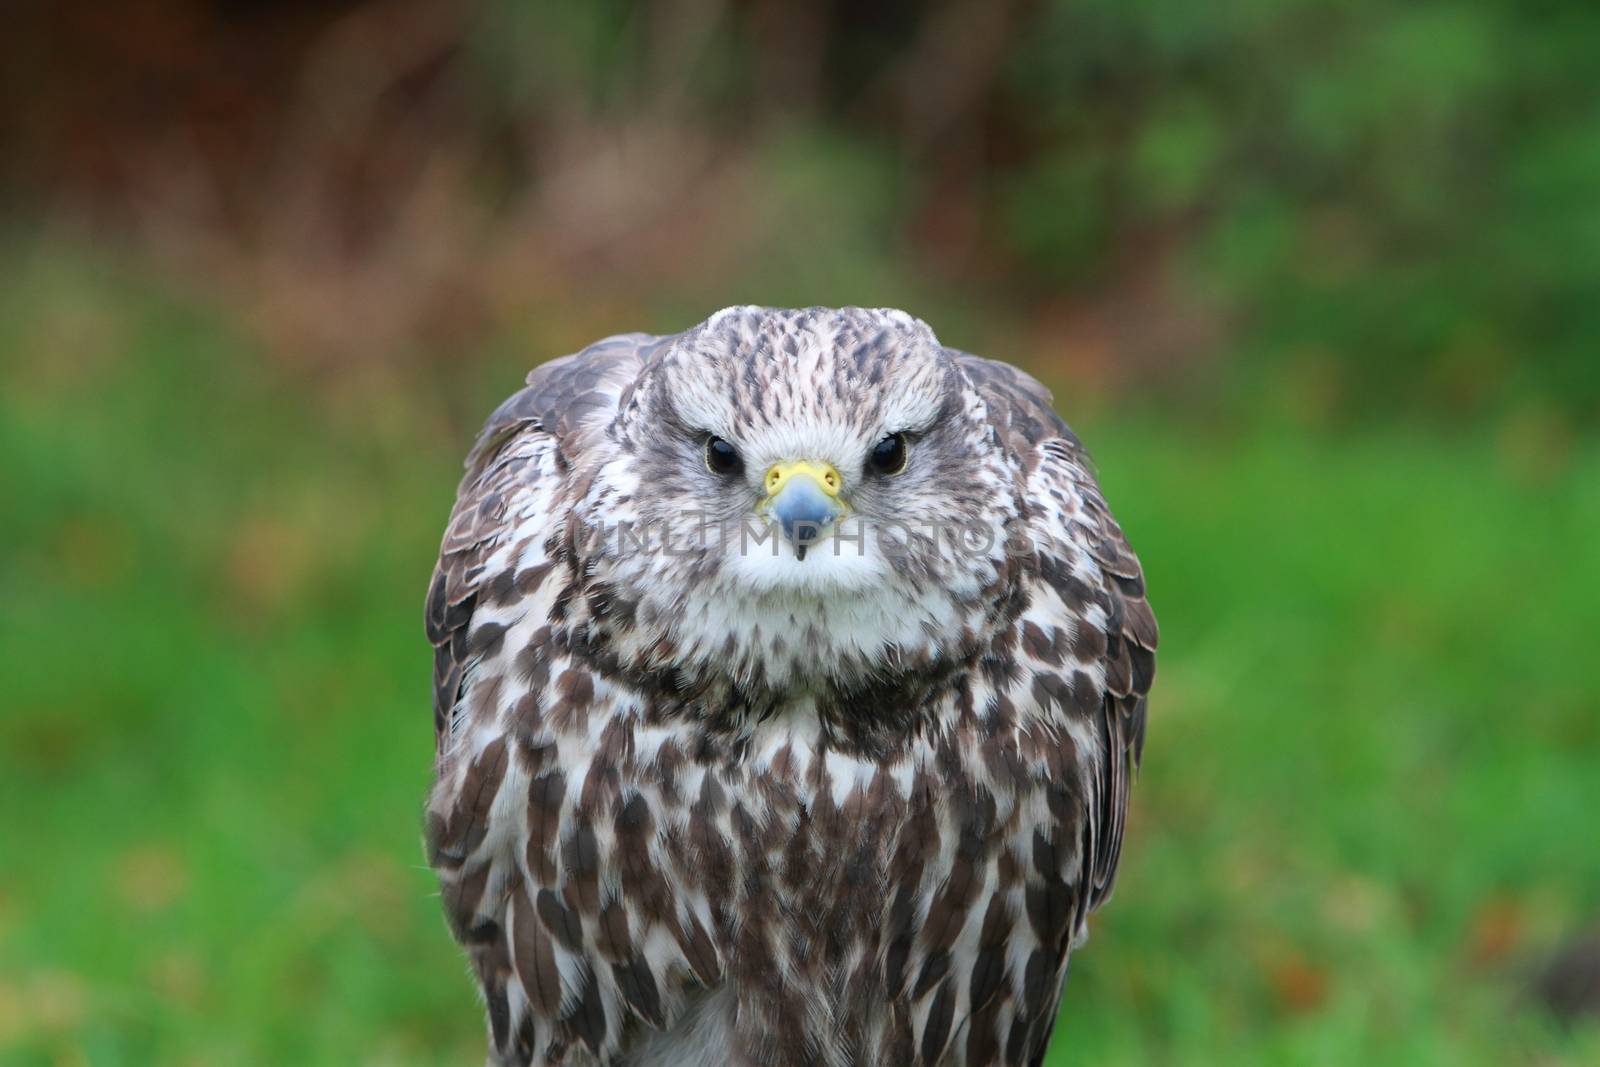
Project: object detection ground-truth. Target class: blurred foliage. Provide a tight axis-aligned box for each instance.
[460,0,1600,421]
[3,0,1599,425]
[3,1,1600,1064]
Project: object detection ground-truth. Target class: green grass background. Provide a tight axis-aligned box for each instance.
[1,254,1596,1066]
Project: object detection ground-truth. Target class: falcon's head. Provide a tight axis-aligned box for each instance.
[575,307,1025,708]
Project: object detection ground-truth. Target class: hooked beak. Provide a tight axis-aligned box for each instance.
[762,460,845,560]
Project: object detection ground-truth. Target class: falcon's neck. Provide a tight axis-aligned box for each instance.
[549,537,1030,758]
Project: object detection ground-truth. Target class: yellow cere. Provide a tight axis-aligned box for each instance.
[763,460,842,499]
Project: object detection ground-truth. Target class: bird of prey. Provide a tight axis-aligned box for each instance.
[424,306,1157,1067]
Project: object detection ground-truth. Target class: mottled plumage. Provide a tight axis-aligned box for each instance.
[424,307,1156,1066]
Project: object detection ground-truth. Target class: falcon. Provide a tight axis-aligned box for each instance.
[424,306,1157,1066]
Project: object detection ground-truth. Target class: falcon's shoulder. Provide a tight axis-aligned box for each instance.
[950,350,1081,456]
[424,333,654,754]
[953,349,1157,872]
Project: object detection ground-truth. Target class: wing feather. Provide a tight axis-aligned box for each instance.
[953,349,1158,1063]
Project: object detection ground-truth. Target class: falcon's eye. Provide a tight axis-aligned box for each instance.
[867,433,909,476]
[704,436,743,476]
